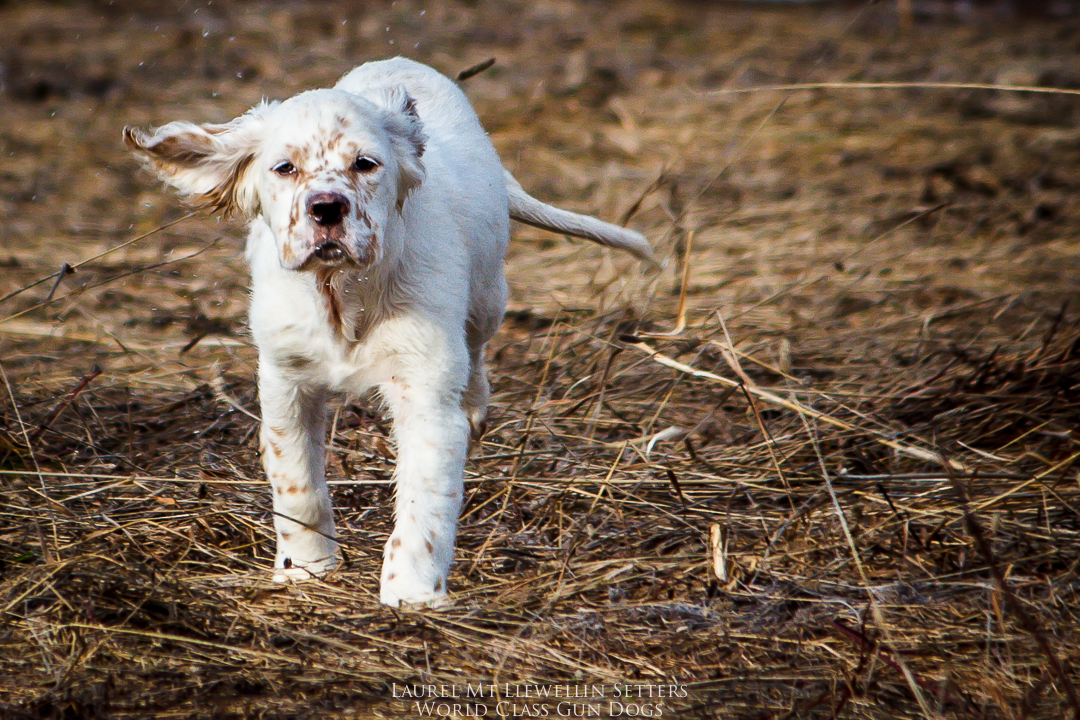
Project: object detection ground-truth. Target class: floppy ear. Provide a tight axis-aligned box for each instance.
[374,86,427,212]
[123,100,276,218]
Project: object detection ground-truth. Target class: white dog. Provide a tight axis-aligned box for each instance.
[126,58,654,606]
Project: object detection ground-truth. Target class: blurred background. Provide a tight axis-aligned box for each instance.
[3,2,1080,717]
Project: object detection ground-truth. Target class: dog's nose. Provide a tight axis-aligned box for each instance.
[307,193,350,227]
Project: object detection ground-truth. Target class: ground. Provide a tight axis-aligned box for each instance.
[1,1,1079,718]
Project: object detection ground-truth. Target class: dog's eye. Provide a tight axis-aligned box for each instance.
[352,156,380,173]
[272,161,297,177]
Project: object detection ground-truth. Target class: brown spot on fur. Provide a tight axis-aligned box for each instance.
[388,552,395,562]
[268,439,283,458]
[346,173,375,202]
[284,485,302,495]
[282,244,295,263]
[285,144,308,166]
[282,354,312,370]
[287,193,301,235]
[357,208,373,230]
[387,572,396,581]
[434,578,442,592]
[326,128,345,151]
[142,132,214,166]
[425,540,434,554]
[391,538,402,549]
[280,531,292,540]
[202,152,256,217]
[315,266,344,334]
[269,426,286,437]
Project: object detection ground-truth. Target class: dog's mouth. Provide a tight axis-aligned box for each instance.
[295,239,357,271]
[312,240,347,265]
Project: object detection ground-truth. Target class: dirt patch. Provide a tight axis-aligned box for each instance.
[2,1,1080,718]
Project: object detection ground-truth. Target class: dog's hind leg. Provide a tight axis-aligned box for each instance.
[463,365,490,444]
[461,337,491,443]
[461,311,501,443]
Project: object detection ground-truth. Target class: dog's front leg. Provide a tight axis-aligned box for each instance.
[378,372,469,606]
[258,361,339,580]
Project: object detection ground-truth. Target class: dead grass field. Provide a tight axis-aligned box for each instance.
[2,1,1080,718]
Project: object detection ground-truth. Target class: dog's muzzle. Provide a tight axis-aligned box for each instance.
[305,192,351,267]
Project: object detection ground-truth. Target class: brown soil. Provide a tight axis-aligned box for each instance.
[2,1,1080,718]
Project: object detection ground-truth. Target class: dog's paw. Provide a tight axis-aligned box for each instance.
[380,531,452,606]
[271,555,338,583]
[380,583,451,608]
[468,414,488,444]
[380,566,449,607]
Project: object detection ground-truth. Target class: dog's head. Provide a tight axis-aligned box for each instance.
[125,87,426,271]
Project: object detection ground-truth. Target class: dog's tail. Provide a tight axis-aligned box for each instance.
[505,171,657,265]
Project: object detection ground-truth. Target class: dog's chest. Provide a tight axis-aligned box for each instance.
[249,269,390,391]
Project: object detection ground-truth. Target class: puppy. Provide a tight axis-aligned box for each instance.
[126,57,654,606]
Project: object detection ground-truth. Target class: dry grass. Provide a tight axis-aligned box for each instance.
[2,1,1080,718]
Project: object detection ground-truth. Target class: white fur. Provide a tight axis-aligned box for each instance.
[126,58,653,606]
